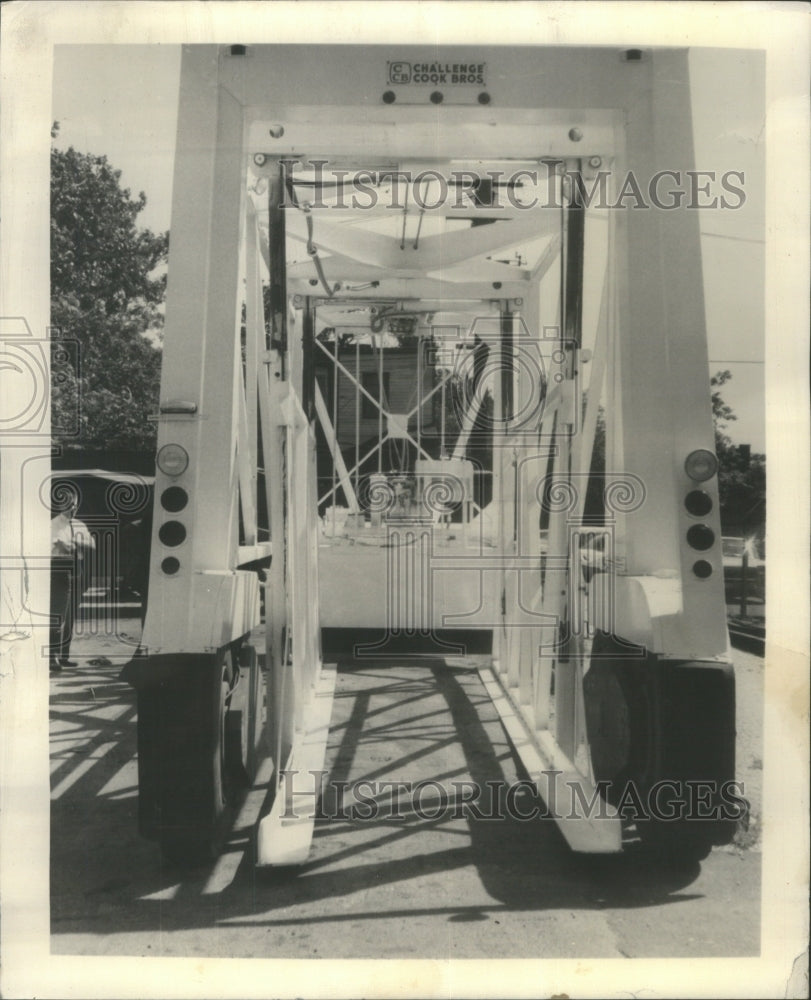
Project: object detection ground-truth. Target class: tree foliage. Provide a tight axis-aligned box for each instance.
[710,369,737,449]
[580,372,765,536]
[51,124,168,453]
[711,370,766,539]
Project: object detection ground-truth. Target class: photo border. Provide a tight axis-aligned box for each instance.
[1,2,808,997]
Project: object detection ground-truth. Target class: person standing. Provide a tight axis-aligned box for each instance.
[50,495,95,672]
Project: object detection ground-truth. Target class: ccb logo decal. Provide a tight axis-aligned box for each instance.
[388,62,411,84]
[387,60,487,86]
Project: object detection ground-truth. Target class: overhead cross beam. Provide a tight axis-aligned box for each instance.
[286,209,556,273]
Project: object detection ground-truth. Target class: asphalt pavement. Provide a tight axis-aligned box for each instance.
[49,616,763,961]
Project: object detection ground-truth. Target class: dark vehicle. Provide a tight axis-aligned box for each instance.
[50,469,154,614]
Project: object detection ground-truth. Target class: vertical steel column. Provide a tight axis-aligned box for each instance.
[142,45,247,651]
[244,202,263,524]
[500,307,514,423]
[612,49,727,657]
[563,163,585,354]
[490,318,505,668]
[301,297,316,424]
[377,332,384,471]
[267,163,289,356]
[262,347,292,771]
[513,292,545,712]
[332,320,338,527]
[555,170,585,761]
[354,341,360,498]
[263,162,293,771]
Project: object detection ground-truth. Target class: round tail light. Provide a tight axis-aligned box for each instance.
[684,449,718,482]
[157,443,189,477]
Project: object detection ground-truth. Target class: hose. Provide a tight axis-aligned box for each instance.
[304,209,338,299]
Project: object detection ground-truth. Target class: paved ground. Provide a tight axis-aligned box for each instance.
[49,617,762,960]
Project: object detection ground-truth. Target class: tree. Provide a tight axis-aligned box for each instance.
[710,370,766,541]
[579,372,766,536]
[51,124,168,454]
[710,369,737,454]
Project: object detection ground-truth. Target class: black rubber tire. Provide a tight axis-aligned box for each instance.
[225,643,265,787]
[583,648,651,794]
[244,645,265,782]
[154,652,234,867]
[635,816,714,864]
[584,632,736,865]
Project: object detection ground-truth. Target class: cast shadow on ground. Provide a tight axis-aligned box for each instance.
[50,656,711,945]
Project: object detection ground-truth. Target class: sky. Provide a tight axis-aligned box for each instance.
[52,43,766,450]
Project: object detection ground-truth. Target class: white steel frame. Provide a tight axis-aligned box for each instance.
[142,43,730,861]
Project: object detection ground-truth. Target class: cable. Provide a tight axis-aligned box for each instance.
[413,207,425,250]
[344,281,380,292]
[304,209,339,299]
[413,177,429,250]
[399,183,409,250]
[285,172,338,299]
